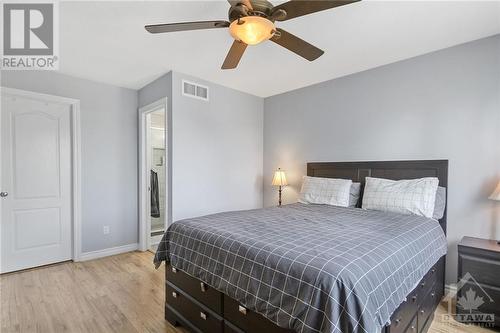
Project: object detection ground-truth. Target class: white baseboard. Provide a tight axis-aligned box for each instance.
[150,234,163,246]
[78,243,138,262]
[445,283,457,296]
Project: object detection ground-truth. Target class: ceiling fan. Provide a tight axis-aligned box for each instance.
[145,0,359,70]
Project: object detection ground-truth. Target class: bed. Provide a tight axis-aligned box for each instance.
[154,160,448,333]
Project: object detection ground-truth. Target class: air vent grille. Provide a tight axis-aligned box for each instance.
[182,80,209,101]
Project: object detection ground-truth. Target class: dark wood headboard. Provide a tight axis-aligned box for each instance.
[307,160,448,234]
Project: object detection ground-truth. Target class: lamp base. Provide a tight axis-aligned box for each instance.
[278,186,282,207]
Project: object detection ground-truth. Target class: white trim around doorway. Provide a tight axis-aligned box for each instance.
[138,97,168,252]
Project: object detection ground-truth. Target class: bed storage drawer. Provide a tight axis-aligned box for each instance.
[417,259,442,302]
[406,316,418,333]
[166,282,223,333]
[388,290,418,333]
[224,321,245,333]
[387,315,417,333]
[387,258,444,333]
[166,264,223,314]
[417,284,442,333]
[223,295,293,333]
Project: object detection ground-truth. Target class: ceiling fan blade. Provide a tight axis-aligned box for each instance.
[227,0,253,10]
[271,28,324,61]
[272,0,359,21]
[222,40,248,69]
[145,20,230,34]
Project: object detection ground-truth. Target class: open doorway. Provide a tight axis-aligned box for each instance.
[149,109,166,245]
[139,98,168,252]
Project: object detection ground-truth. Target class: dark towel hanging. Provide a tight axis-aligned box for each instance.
[150,170,160,218]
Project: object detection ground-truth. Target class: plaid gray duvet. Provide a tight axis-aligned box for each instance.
[154,203,446,333]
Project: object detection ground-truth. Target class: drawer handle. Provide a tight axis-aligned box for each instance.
[411,295,417,302]
[238,305,247,315]
[200,312,207,320]
[431,268,436,274]
[171,267,177,273]
[420,282,426,288]
[420,310,425,315]
[200,282,207,292]
[411,325,416,331]
[431,292,435,298]
[171,291,178,298]
[394,319,401,326]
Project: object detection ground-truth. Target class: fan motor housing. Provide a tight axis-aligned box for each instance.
[228,0,275,22]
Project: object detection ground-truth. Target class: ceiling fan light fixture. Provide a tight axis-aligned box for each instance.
[229,16,275,45]
[146,0,357,69]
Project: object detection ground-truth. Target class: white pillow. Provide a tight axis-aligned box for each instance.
[361,177,439,218]
[299,176,352,207]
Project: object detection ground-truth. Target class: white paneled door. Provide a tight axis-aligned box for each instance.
[1,92,73,273]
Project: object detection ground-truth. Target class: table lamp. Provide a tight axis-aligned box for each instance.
[489,181,500,244]
[272,168,287,206]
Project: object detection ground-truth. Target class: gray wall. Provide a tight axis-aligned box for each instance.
[263,35,500,284]
[138,71,172,109]
[171,72,264,221]
[139,71,264,223]
[1,71,139,253]
[138,71,174,226]
[3,36,498,285]
[1,69,264,254]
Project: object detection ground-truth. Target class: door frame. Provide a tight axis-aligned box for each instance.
[138,97,168,251]
[0,87,83,263]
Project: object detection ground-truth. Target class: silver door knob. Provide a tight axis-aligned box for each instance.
[0,192,8,197]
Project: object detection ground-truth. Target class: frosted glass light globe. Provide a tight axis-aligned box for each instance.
[229,16,275,45]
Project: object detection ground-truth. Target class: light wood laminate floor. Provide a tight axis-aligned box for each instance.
[0,251,495,333]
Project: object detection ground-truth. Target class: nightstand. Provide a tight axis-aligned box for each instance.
[457,237,500,328]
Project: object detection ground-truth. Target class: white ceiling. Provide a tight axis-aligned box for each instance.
[60,1,500,97]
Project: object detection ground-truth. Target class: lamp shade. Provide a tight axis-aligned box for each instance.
[489,181,500,201]
[271,168,287,186]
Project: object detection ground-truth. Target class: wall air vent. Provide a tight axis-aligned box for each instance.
[182,80,209,101]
